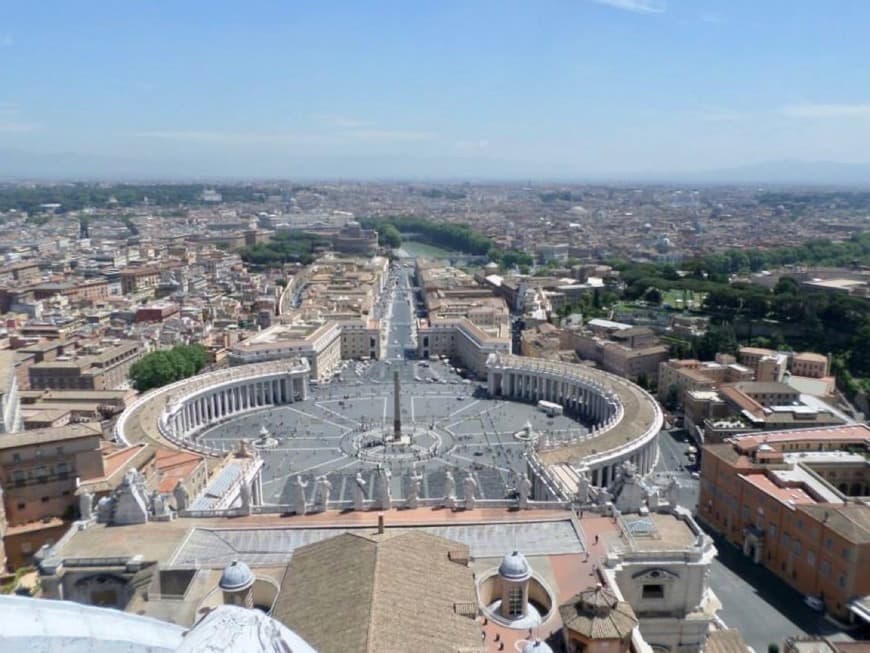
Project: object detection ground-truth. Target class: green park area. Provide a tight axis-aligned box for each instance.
[661,289,707,310]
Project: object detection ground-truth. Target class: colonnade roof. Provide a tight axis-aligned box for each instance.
[488,353,662,465]
[117,359,309,462]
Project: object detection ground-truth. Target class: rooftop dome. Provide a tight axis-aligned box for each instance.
[498,550,532,581]
[522,640,554,653]
[219,560,255,592]
[178,605,317,653]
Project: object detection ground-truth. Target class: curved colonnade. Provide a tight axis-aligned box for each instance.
[115,353,661,507]
[486,353,663,498]
[114,359,311,454]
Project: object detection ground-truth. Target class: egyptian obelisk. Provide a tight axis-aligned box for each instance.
[393,370,401,439]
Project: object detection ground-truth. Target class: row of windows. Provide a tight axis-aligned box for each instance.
[10,446,65,463]
[15,490,72,509]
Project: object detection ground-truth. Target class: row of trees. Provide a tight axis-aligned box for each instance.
[614,240,870,386]
[361,215,533,269]
[0,183,266,213]
[360,215,493,255]
[129,344,209,392]
[239,232,330,266]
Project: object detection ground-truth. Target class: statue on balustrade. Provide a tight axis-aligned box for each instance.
[291,475,309,515]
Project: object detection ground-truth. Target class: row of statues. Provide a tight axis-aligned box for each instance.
[287,468,534,514]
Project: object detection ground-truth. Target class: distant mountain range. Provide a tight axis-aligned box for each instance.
[2,148,870,187]
[662,160,870,187]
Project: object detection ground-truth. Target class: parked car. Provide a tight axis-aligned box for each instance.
[804,596,824,612]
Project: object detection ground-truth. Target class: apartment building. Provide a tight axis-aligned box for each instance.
[657,358,753,406]
[416,260,512,375]
[119,266,161,295]
[698,424,870,621]
[738,346,831,380]
[28,341,142,391]
[417,317,510,377]
[559,321,669,384]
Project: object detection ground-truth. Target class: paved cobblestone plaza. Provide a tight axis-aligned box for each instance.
[199,361,592,505]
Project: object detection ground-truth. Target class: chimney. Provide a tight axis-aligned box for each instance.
[377,512,385,534]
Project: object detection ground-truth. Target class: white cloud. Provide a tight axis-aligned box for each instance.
[350,129,432,142]
[311,114,374,129]
[691,106,745,122]
[0,121,38,133]
[589,0,665,14]
[138,130,328,146]
[138,128,432,146]
[780,103,870,119]
[455,139,490,152]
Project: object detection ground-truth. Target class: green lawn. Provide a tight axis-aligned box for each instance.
[662,289,707,310]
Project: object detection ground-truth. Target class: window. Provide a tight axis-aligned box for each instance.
[642,584,665,600]
[839,575,847,589]
[807,552,816,567]
[41,496,49,503]
[12,453,20,463]
[507,587,524,617]
[793,540,801,555]
[16,502,25,510]
[821,560,831,576]
[769,524,777,538]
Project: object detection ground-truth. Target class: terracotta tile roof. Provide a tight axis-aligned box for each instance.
[798,504,870,544]
[734,424,870,452]
[705,629,751,653]
[740,473,817,506]
[272,530,482,653]
[559,585,637,640]
[153,449,204,494]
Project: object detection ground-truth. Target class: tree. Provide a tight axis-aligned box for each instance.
[774,276,800,295]
[644,287,663,305]
[378,224,402,248]
[129,344,209,392]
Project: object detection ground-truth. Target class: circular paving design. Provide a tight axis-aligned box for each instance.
[197,361,593,505]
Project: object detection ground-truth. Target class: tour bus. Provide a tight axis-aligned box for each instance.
[537,400,563,417]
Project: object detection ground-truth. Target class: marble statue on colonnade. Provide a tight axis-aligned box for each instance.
[353,472,367,511]
[78,490,93,521]
[443,470,457,509]
[375,467,392,510]
[404,467,422,508]
[239,481,252,516]
[314,475,332,512]
[291,476,308,515]
[463,473,478,510]
[517,472,531,510]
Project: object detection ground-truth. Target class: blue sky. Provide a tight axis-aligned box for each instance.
[2,1,870,179]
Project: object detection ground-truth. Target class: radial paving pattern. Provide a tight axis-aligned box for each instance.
[198,363,592,505]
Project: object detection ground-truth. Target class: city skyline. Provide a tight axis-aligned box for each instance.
[4,1,870,181]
